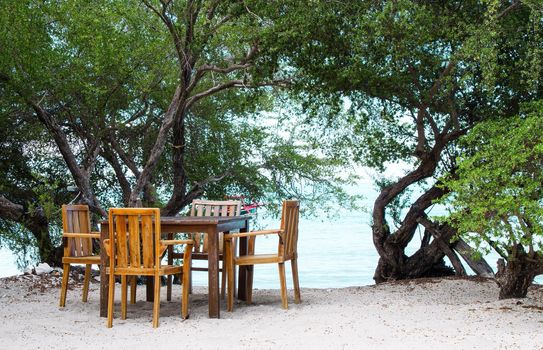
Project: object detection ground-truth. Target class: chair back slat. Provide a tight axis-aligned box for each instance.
[190,199,242,253]
[191,200,241,217]
[73,210,83,256]
[70,209,80,256]
[115,215,128,267]
[109,208,160,271]
[128,215,141,268]
[281,200,300,258]
[77,210,91,256]
[62,204,93,258]
[141,215,154,268]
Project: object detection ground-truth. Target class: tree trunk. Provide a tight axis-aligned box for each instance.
[44,244,64,267]
[162,108,189,215]
[128,86,183,206]
[25,209,65,266]
[495,248,543,299]
[417,215,466,276]
[0,196,63,266]
[374,255,455,282]
[372,183,452,282]
[452,239,494,278]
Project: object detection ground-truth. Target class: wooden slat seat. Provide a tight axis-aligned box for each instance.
[191,252,223,260]
[59,204,101,307]
[62,255,101,265]
[235,254,284,265]
[166,199,241,300]
[225,200,301,310]
[105,265,183,276]
[105,208,193,328]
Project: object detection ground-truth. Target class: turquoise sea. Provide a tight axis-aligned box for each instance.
[0,210,379,288]
[1,187,540,287]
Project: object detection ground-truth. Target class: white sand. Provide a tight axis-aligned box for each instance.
[0,275,542,349]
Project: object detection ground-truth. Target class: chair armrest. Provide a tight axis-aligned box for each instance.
[62,232,101,239]
[159,240,194,258]
[103,239,111,257]
[161,239,194,246]
[226,229,283,239]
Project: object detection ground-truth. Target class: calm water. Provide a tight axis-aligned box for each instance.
[0,210,377,288]
[0,248,20,277]
[1,208,539,288]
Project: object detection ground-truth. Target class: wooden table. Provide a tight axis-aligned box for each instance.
[99,215,251,318]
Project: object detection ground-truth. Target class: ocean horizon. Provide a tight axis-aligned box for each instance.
[0,209,380,288]
[4,207,537,288]
[1,176,540,287]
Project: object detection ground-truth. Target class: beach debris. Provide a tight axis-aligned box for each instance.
[5,263,101,292]
[51,267,62,277]
[35,263,54,275]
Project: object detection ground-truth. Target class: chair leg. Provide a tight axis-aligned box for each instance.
[152,274,160,328]
[188,258,193,294]
[130,276,137,304]
[247,237,255,304]
[167,233,173,301]
[107,273,115,328]
[181,272,190,319]
[59,263,70,307]
[246,265,254,305]
[181,244,192,319]
[278,262,288,309]
[244,265,253,305]
[167,275,173,301]
[121,276,127,320]
[221,259,226,300]
[291,259,301,304]
[225,238,234,312]
[82,264,91,303]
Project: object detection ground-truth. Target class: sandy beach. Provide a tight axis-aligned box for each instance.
[0,274,542,349]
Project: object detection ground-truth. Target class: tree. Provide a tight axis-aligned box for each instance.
[440,102,543,298]
[269,0,543,282]
[0,0,352,265]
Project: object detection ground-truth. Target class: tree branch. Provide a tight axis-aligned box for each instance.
[100,148,132,205]
[2,72,106,217]
[417,215,467,276]
[82,138,102,174]
[125,100,150,125]
[188,40,259,93]
[142,0,184,67]
[128,85,183,205]
[162,170,231,215]
[497,0,522,19]
[186,78,289,109]
[197,62,252,75]
[107,133,141,177]
[0,196,24,221]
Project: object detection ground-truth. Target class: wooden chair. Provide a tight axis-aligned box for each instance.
[104,208,193,328]
[166,199,241,300]
[59,204,101,307]
[225,200,301,311]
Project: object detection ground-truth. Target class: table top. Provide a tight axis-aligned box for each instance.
[99,215,251,225]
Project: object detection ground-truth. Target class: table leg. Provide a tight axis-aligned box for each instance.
[207,226,220,318]
[99,224,108,318]
[146,277,154,301]
[167,232,173,301]
[237,219,250,301]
